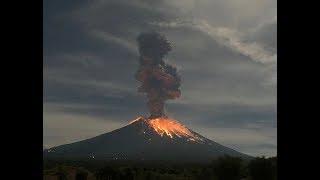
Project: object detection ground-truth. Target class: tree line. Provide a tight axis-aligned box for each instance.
[44,156,277,180]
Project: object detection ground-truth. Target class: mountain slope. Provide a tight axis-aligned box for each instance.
[44,117,251,162]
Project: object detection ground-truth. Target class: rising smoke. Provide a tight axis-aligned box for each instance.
[135,32,181,119]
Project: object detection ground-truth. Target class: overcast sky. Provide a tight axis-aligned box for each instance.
[43,0,277,157]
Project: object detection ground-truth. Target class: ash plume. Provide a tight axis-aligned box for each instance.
[135,32,181,119]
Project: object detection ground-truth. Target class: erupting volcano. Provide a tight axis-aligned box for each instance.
[44,116,250,161]
[43,32,251,162]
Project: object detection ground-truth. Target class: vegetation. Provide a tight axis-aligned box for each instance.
[44,156,277,180]
[211,156,244,180]
[248,156,277,180]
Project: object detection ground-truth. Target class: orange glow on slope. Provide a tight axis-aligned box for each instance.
[147,117,203,141]
[129,117,144,124]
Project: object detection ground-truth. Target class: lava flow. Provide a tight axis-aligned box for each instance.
[149,118,193,138]
[130,117,203,142]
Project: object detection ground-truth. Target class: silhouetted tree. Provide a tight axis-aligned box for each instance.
[55,166,68,180]
[95,166,119,180]
[122,168,134,180]
[248,157,277,180]
[75,171,88,180]
[211,156,243,180]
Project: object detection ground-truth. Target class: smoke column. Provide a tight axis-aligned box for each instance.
[135,32,181,119]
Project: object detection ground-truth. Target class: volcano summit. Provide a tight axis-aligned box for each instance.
[44,117,251,162]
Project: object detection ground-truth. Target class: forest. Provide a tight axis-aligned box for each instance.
[44,156,277,180]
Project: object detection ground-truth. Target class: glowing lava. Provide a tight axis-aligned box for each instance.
[129,117,204,142]
[148,118,190,138]
[148,117,203,142]
[129,117,144,124]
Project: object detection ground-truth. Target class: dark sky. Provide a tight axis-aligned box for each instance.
[43,0,277,156]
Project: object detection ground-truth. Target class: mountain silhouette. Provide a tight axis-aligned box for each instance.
[44,117,251,162]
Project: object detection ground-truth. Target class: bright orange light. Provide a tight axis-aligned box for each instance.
[147,117,203,141]
[128,116,204,142]
[129,117,144,124]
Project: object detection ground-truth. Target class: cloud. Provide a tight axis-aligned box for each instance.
[151,19,276,64]
[90,30,138,53]
[192,125,276,157]
[150,19,277,88]
[247,18,277,53]
[44,102,127,148]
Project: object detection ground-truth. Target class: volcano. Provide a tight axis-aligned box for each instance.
[43,117,251,162]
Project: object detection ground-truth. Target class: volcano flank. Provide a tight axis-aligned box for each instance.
[44,117,251,162]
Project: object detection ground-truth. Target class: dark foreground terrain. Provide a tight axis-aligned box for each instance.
[44,156,277,180]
